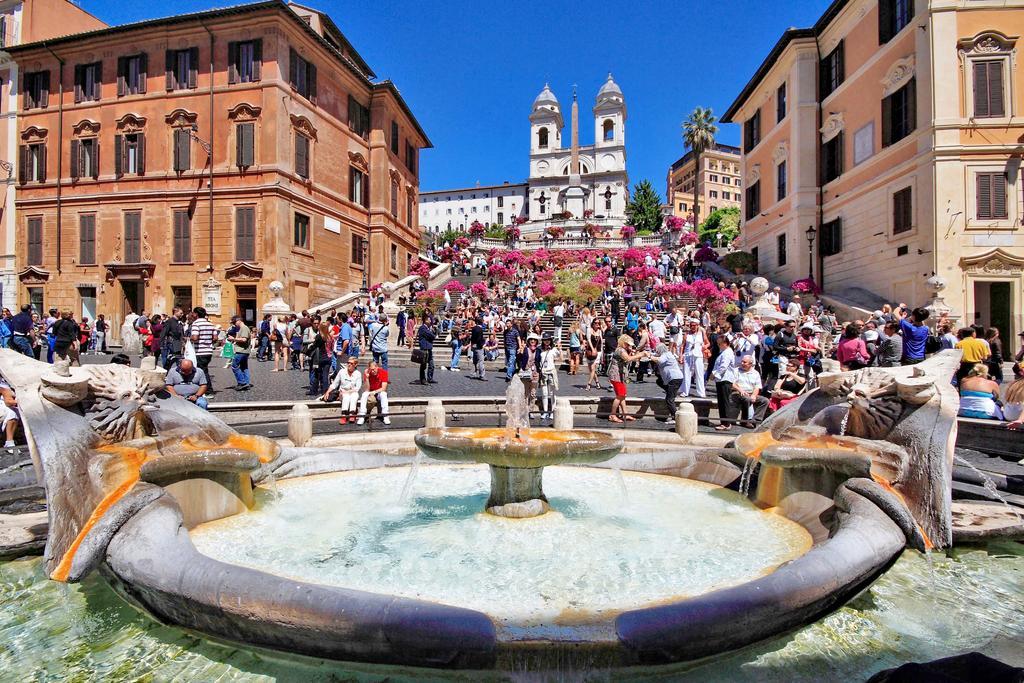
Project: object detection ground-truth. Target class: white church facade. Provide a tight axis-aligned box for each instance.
[419,75,629,237]
[526,75,629,230]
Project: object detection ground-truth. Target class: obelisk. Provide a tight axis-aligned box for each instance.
[564,85,586,218]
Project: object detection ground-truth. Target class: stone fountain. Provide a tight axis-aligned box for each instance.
[0,347,976,671]
[414,377,622,517]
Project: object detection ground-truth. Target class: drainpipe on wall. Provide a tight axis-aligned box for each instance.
[43,43,64,275]
[201,22,214,274]
[813,36,824,292]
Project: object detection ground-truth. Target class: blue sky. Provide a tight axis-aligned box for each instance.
[81,0,830,196]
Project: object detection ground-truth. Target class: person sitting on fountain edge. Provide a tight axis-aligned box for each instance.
[164,358,210,410]
[0,373,21,452]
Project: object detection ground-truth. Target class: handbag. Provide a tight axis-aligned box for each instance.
[411,348,425,364]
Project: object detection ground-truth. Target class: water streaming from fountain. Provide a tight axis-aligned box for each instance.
[738,458,758,498]
[613,466,629,502]
[954,455,1023,524]
[399,452,424,504]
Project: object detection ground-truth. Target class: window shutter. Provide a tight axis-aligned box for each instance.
[879,0,893,44]
[38,144,46,182]
[237,122,254,167]
[114,135,123,177]
[74,64,83,103]
[906,78,917,135]
[93,63,102,100]
[881,93,892,146]
[139,53,148,94]
[295,134,308,178]
[92,139,100,180]
[173,129,182,172]
[188,47,199,89]
[117,57,126,97]
[165,50,174,90]
[988,62,1004,117]
[289,48,298,88]
[308,62,317,103]
[18,145,26,185]
[137,133,146,175]
[362,172,369,207]
[71,139,80,180]
[227,42,238,84]
[252,39,262,81]
[977,173,992,219]
[40,71,49,108]
[973,62,985,117]
[22,75,30,110]
[992,173,1007,219]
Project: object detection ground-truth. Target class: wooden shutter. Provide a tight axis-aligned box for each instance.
[18,145,26,185]
[879,0,894,44]
[37,144,45,182]
[139,53,148,94]
[27,218,42,266]
[80,214,95,265]
[137,133,146,175]
[117,57,127,97]
[973,62,988,117]
[187,47,199,89]
[173,210,191,263]
[71,139,80,180]
[289,48,298,88]
[92,139,100,180]
[993,173,1007,218]
[74,64,83,103]
[236,122,254,167]
[988,62,1005,117]
[173,128,190,172]
[165,50,174,90]
[295,134,308,178]
[978,173,1008,219]
[881,92,892,146]
[252,39,262,81]
[227,42,238,84]
[235,206,255,261]
[22,74,31,110]
[114,134,123,177]
[93,63,102,100]
[362,170,369,207]
[308,62,317,103]
[124,213,141,263]
[39,71,49,108]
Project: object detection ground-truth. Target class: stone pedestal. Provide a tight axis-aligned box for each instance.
[486,465,550,518]
[675,403,698,442]
[288,404,312,447]
[424,399,445,428]
[553,397,573,430]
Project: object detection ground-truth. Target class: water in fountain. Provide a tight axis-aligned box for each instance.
[505,375,531,436]
[399,451,424,504]
[954,455,1023,524]
[613,466,629,502]
[739,458,758,498]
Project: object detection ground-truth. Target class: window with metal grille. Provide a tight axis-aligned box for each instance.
[235,206,256,261]
[172,209,191,263]
[893,187,913,234]
[882,78,916,147]
[124,212,142,263]
[820,42,844,98]
[972,61,1005,118]
[976,172,1007,220]
[79,214,96,265]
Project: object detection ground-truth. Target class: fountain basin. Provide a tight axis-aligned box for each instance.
[413,427,623,468]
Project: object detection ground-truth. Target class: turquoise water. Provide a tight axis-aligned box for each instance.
[1,542,1022,681]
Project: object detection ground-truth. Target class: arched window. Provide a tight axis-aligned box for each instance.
[603,119,614,141]
[538,127,549,148]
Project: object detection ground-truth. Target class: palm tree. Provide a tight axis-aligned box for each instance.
[681,107,718,230]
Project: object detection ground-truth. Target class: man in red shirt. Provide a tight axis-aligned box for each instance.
[356,360,390,425]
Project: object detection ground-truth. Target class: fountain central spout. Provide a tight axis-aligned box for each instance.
[414,376,622,518]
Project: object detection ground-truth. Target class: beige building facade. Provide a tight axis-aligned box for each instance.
[724,0,1024,341]
[666,143,741,223]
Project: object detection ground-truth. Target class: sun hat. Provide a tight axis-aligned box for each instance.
[618,334,636,347]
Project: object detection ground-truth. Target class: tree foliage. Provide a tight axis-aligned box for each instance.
[698,207,740,245]
[625,180,664,233]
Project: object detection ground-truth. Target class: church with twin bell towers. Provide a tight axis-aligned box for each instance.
[525,74,629,232]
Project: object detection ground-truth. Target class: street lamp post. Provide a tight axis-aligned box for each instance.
[190,124,215,273]
[805,225,817,281]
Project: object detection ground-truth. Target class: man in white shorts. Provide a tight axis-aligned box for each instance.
[0,376,20,451]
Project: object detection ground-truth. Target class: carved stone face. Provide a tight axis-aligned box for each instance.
[842,371,902,440]
[84,365,162,443]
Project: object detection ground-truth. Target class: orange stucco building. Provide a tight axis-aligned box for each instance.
[666,143,742,223]
[0,0,107,311]
[9,0,429,332]
[724,0,1024,341]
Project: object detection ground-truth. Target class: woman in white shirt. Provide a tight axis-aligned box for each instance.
[537,335,562,421]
